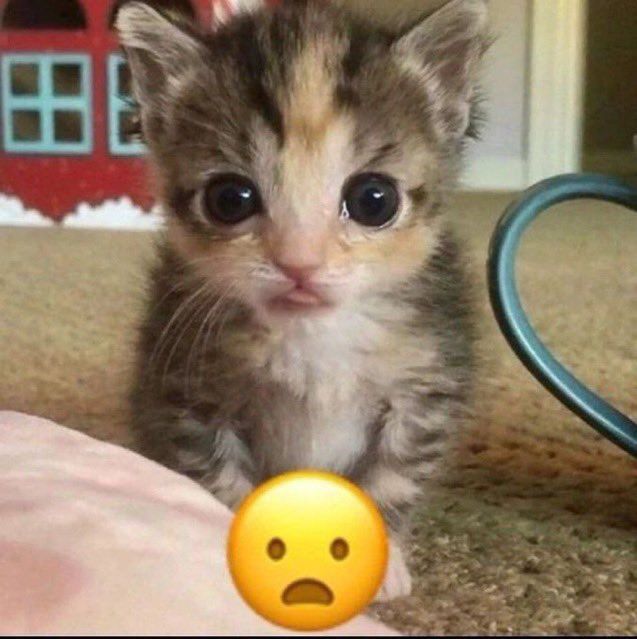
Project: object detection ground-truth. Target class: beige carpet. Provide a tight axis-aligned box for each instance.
[1,193,636,635]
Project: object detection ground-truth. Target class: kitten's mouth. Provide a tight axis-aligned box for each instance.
[267,288,332,313]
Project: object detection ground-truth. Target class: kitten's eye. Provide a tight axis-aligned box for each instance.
[342,173,399,228]
[204,174,262,225]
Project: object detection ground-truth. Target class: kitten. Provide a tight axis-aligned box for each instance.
[117,0,487,600]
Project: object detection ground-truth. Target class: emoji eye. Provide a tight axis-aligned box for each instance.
[267,538,286,560]
[330,538,349,561]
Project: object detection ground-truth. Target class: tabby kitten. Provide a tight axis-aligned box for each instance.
[118,0,487,600]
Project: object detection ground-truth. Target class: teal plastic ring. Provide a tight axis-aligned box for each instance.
[487,173,637,457]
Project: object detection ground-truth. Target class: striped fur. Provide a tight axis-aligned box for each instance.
[118,0,487,600]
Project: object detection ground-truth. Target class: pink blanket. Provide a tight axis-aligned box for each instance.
[0,412,395,635]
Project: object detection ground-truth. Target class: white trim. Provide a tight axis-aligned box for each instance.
[0,194,54,227]
[0,193,162,230]
[527,0,588,182]
[461,156,528,192]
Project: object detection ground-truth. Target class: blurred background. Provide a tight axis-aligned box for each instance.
[1,0,637,225]
[469,0,637,188]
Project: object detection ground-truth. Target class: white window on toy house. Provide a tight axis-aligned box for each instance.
[1,54,92,154]
[108,54,145,156]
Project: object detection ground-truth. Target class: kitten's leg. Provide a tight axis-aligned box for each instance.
[134,405,255,510]
[362,458,417,602]
[189,426,255,510]
[360,395,461,601]
[377,537,413,602]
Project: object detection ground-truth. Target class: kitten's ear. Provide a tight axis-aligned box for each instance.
[116,2,204,107]
[392,0,489,141]
[212,0,264,27]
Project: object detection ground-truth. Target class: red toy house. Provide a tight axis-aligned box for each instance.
[0,0,250,222]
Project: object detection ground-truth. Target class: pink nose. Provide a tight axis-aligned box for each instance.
[274,260,321,286]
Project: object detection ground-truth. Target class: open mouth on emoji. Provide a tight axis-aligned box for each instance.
[282,579,334,606]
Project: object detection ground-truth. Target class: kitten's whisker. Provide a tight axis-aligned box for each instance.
[193,284,241,396]
[146,292,198,377]
[160,282,216,386]
[147,280,212,379]
[205,267,264,354]
[185,281,237,398]
[144,278,191,321]
[210,285,242,350]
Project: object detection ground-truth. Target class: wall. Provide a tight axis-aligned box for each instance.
[463,0,531,190]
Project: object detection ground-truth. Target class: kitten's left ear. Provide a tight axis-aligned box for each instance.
[392,0,489,141]
[116,2,204,109]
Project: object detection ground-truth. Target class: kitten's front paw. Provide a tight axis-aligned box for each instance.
[375,540,412,602]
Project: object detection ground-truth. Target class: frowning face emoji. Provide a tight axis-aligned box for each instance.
[227,471,388,631]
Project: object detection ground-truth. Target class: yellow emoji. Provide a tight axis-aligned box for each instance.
[227,470,388,631]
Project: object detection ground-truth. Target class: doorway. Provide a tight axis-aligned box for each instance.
[581,0,637,178]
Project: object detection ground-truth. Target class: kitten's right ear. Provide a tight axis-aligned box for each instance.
[116,2,204,107]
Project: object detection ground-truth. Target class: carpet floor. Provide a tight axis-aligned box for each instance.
[1,192,636,635]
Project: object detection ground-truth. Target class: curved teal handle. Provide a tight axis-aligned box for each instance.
[487,173,637,457]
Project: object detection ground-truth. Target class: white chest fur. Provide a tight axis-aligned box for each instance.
[248,308,391,476]
[251,388,373,476]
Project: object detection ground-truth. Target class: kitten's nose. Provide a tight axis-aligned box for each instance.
[274,260,321,287]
